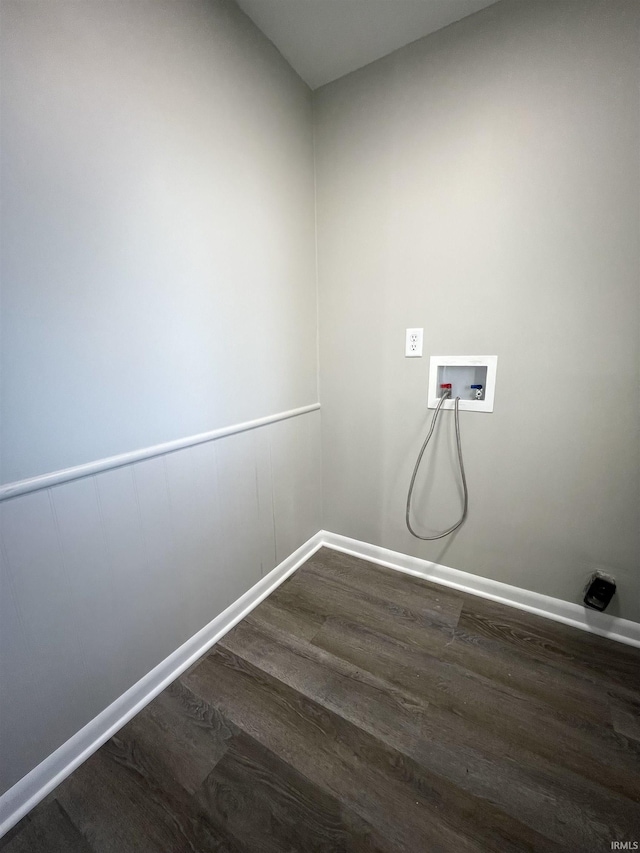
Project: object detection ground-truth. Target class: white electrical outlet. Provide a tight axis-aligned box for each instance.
[405,328,423,357]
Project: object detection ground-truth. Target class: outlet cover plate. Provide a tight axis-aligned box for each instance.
[405,328,423,357]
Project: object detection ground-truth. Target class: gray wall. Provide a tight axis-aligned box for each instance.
[1,0,317,484]
[0,0,321,795]
[3,0,640,804]
[315,0,640,621]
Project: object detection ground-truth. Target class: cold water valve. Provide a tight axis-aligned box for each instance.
[471,384,483,401]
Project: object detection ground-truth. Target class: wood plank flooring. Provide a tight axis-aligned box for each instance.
[3,547,640,852]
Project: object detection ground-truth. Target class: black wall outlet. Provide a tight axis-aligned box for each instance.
[583,572,616,612]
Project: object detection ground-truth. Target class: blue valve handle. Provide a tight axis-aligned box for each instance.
[470,384,483,389]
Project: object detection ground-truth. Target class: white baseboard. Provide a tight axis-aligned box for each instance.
[319,531,640,649]
[3,528,639,838]
[0,532,323,839]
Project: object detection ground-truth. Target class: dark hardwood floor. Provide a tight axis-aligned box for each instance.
[3,547,640,852]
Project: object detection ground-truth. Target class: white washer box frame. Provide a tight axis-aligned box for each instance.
[428,355,498,412]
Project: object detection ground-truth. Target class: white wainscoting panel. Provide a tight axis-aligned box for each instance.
[270,408,323,563]
[1,490,93,792]
[0,532,324,839]
[0,407,322,800]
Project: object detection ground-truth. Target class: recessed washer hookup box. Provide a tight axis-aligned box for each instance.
[428,355,498,412]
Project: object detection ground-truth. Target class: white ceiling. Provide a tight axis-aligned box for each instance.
[236,0,500,89]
